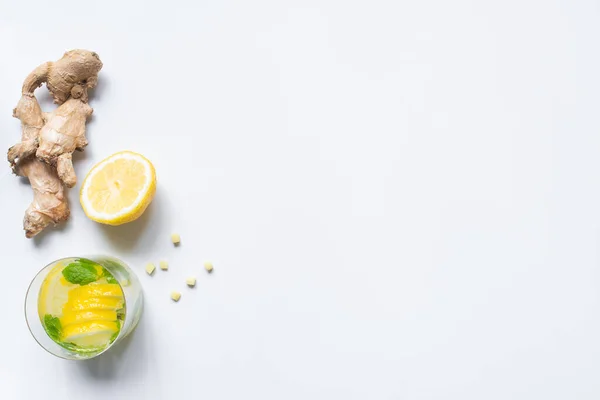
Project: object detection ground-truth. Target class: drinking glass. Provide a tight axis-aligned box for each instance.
[25,255,143,360]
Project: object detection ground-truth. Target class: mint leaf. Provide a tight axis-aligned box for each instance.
[103,268,118,284]
[109,320,121,344]
[42,316,106,354]
[43,314,62,342]
[58,341,103,354]
[59,341,79,352]
[62,259,99,285]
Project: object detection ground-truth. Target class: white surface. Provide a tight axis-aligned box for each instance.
[0,1,599,399]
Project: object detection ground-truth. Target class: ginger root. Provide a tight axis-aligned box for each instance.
[36,85,94,187]
[10,94,70,238]
[21,49,102,104]
[17,159,70,238]
[7,50,102,237]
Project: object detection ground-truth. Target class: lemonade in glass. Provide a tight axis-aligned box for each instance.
[25,256,143,360]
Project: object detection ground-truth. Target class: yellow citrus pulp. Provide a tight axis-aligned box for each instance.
[80,151,156,226]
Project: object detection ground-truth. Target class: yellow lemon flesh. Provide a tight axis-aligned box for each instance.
[60,283,123,348]
[38,262,77,316]
[61,321,121,348]
[60,309,118,326]
[80,151,156,226]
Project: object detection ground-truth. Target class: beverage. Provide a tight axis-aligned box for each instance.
[25,256,143,360]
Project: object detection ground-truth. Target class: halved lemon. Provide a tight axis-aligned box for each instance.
[80,151,156,225]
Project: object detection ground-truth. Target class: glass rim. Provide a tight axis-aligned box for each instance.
[24,255,131,360]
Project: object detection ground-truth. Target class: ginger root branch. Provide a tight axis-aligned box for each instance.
[17,158,70,238]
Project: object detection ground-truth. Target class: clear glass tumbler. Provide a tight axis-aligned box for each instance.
[25,255,143,360]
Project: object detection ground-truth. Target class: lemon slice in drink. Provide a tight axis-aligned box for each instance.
[60,282,124,348]
[62,321,120,348]
[61,309,118,327]
[38,263,77,316]
[68,284,124,299]
[80,151,156,225]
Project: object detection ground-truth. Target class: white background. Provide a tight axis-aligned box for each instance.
[0,0,599,399]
